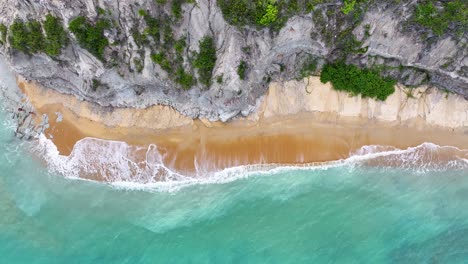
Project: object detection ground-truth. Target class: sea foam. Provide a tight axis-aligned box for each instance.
[31,134,468,192]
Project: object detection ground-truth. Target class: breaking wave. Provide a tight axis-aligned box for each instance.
[29,134,468,192]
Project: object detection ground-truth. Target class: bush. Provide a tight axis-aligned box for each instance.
[0,24,7,44]
[26,21,45,53]
[257,1,279,26]
[9,20,46,54]
[193,36,217,86]
[175,67,195,90]
[414,0,467,36]
[43,15,69,56]
[9,20,29,53]
[341,0,356,15]
[68,16,110,60]
[320,62,396,101]
[151,52,172,73]
[217,0,331,29]
[237,60,248,80]
[298,58,317,79]
[143,14,160,43]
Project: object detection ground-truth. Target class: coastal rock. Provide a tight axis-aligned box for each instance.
[0,0,466,122]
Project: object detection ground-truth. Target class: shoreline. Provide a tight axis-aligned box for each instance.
[18,77,468,178]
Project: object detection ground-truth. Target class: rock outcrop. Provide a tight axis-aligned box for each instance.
[0,0,466,122]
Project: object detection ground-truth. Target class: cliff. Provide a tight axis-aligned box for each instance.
[0,0,466,121]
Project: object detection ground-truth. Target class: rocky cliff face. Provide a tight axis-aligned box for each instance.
[0,0,466,121]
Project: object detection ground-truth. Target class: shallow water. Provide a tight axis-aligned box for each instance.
[1,108,468,263]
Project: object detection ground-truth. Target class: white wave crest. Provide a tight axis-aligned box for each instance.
[32,135,468,192]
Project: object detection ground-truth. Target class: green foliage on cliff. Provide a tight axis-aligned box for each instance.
[217,0,284,28]
[68,16,110,60]
[218,0,364,29]
[26,21,46,53]
[414,0,467,36]
[237,60,248,80]
[9,21,29,53]
[341,0,356,15]
[9,20,47,54]
[175,67,195,90]
[320,62,396,101]
[43,15,69,56]
[143,14,161,43]
[0,24,7,44]
[193,36,217,86]
[151,52,173,72]
[257,0,279,26]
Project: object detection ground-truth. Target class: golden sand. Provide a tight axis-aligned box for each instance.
[18,78,468,176]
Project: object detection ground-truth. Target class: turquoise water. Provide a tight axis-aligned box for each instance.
[1,109,468,263]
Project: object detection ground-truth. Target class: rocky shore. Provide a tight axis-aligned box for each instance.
[0,0,466,122]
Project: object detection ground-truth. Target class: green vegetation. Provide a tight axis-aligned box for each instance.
[215,0,287,29]
[297,57,318,80]
[217,0,370,29]
[216,74,223,84]
[258,0,279,26]
[341,0,356,15]
[9,20,48,54]
[172,0,195,20]
[320,62,396,101]
[133,58,144,73]
[0,24,7,44]
[237,60,248,80]
[414,0,467,36]
[175,67,195,90]
[193,36,217,86]
[43,15,69,56]
[92,79,100,91]
[9,20,29,53]
[151,52,172,72]
[68,16,110,60]
[143,14,161,44]
[26,21,45,53]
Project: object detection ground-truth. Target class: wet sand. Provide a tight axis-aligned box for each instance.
[18,79,468,177]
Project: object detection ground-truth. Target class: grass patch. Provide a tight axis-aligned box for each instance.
[320,62,396,101]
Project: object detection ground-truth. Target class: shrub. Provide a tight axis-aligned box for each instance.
[341,0,356,15]
[43,14,69,56]
[237,60,248,80]
[298,58,317,79]
[9,20,46,54]
[217,0,331,29]
[216,74,223,83]
[151,52,172,72]
[26,21,46,53]
[414,0,467,36]
[133,58,144,73]
[9,20,29,53]
[257,1,279,26]
[320,62,396,101]
[175,67,195,89]
[68,16,110,60]
[0,24,7,44]
[143,15,160,43]
[193,36,217,86]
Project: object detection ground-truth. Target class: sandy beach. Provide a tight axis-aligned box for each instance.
[18,77,468,179]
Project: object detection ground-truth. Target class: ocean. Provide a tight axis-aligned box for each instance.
[0,107,468,264]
